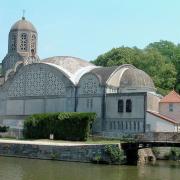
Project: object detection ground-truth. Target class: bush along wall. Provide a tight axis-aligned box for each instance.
[23,112,96,141]
[0,126,9,132]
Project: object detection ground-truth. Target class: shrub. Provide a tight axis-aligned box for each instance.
[0,126,9,132]
[105,144,126,163]
[23,112,96,141]
[168,147,180,160]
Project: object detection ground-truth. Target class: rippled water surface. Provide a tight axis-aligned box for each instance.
[0,156,180,180]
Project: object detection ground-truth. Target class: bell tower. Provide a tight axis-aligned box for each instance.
[2,15,39,76]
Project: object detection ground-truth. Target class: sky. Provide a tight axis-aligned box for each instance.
[0,0,180,62]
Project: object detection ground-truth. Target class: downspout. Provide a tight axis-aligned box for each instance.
[74,86,78,112]
[144,93,147,133]
[102,86,106,131]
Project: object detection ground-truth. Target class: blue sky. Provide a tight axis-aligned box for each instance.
[0,0,180,62]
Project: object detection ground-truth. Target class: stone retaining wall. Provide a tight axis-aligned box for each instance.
[0,142,120,163]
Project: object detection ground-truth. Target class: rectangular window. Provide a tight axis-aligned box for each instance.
[109,122,112,130]
[90,99,93,108]
[146,124,151,132]
[134,121,136,131]
[118,122,120,130]
[169,103,173,112]
[129,122,132,130]
[86,99,90,108]
[137,122,140,131]
[113,121,116,130]
[121,122,124,130]
[126,122,128,130]
[87,99,93,109]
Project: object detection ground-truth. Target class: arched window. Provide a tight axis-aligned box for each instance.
[11,33,17,51]
[126,99,132,112]
[118,99,124,112]
[31,34,36,55]
[20,33,27,51]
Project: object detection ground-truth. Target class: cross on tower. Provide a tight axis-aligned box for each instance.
[22,9,26,20]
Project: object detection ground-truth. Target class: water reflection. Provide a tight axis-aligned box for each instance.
[0,157,179,180]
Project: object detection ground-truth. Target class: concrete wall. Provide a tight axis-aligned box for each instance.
[159,103,180,122]
[5,97,73,116]
[76,96,103,132]
[146,112,176,132]
[104,93,146,134]
[77,73,104,133]
[147,92,160,112]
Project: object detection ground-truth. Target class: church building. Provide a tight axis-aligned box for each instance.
[0,17,164,137]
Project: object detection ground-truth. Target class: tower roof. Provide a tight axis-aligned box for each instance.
[10,17,37,32]
[160,90,180,103]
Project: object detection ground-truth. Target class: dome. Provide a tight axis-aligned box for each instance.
[10,17,36,32]
[107,64,156,92]
[42,56,96,84]
[42,56,95,74]
[120,67,155,89]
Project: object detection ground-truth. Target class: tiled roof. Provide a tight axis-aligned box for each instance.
[160,90,180,103]
[90,67,117,85]
[147,110,178,124]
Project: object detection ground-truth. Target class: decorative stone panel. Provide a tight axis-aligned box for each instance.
[79,74,99,95]
[8,74,24,97]
[46,72,65,96]
[8,64,65,97]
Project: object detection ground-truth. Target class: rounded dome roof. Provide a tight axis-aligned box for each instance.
[107,64,155,91]
[10,17,37,32]
[42,56,95,74]
[42,56,96,84]
[120,67,155,89]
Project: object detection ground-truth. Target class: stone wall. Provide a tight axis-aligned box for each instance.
[0,142,121,164]
[138,148,156,165]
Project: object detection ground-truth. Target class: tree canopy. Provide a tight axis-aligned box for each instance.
[92,40,180,95]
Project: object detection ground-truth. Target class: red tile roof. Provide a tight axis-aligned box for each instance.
[147,110,178,124]
[160,90,180,103]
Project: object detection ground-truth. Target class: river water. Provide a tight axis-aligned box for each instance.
[0,156,179,180]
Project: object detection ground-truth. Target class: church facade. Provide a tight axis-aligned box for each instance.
[0,17,162,137]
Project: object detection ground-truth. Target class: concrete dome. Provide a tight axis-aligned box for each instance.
[107,64,156,92]
[42,56,96,84]
[42,56,95,74]
[10,17,36,32]
[120,67,155,89]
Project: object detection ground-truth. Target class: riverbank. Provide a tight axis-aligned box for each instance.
[0,139,124,164]
[0,157,180,180]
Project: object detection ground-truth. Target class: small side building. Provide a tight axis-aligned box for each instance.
[146,90,180,132]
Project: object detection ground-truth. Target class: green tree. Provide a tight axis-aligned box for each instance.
[93,46,142,67]
[92,45,177,95]
[146,40,180,92]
